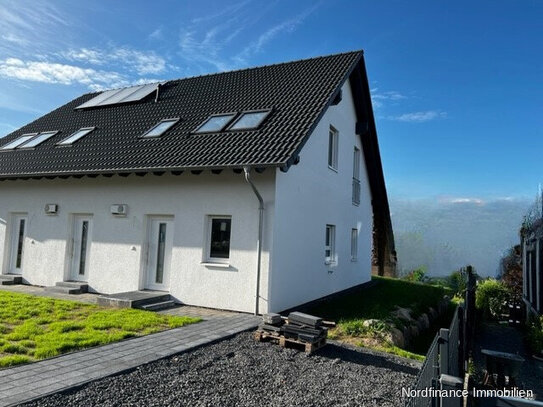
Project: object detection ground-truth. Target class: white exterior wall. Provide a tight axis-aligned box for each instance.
[0,172,275,313]
[269,81,373,312]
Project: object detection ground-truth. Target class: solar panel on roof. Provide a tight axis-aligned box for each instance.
[123,83,160,103]
[75,83,160,109]
[75,89,119,109]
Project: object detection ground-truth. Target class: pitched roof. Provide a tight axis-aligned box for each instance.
[0,51,362,178]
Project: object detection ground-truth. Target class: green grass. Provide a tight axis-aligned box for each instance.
[0,291,201,367]
[309,276,451,322]
[307,276,452,360]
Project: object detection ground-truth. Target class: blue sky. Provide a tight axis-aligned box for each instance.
[0,0,541,204]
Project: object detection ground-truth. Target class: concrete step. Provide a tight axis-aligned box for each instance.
[139,300,177,311]
[0,275,23,285]
[44,286,83,295]
[55,281,88,292]
[97,291,171,309]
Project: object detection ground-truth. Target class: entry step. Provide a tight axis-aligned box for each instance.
[139,300,177,311]
[0,275,23,285]
[97,291,174,310]
[44,281,88,294]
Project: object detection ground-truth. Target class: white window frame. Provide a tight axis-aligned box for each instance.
[205,215,232,264]
[352,146,361,205]
[351,228,358,262]
[328,125,339,171]
[140,118,179,138]
[325,224,336,265]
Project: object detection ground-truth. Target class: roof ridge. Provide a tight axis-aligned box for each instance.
[80,50,364,97]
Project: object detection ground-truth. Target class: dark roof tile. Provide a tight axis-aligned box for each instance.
[0,51,362,178]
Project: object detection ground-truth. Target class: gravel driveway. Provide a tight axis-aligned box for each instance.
[21,332,420,407]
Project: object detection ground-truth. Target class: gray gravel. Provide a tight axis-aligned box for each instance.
[20,332,420,407]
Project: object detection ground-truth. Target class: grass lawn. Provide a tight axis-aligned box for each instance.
[0,291,200,368]
[307,276,453,360]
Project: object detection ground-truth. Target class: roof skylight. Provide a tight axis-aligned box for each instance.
[228,110,270,131]
[1,134,37,150]
[194,113,236,134]
[18,131,58,148]
[57,127,95,146]
[141,118,179,138]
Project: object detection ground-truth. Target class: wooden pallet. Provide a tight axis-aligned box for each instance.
[254,330,326,354]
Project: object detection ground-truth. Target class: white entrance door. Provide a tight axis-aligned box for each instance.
[70,215,92,281]
[9,215,27,275]
[145,217,173,291]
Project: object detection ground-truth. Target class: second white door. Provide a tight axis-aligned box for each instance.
[70,215,93,281]
[145,217,173,291]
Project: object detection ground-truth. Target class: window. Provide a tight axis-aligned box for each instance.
[328,126,338,170]
[351,228,358,261]
[207,216,232,262]
[228,110,270,130]
[1,134,36,150]
[57,127,95,146]
[352,147,361,205]
[19,131,58,148]
[325,224,336,265]
[194,113,236,133]
[141,118,179,138]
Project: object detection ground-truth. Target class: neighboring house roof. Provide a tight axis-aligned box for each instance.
[0,51,361,178]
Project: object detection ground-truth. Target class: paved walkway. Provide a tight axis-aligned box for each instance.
[0,311,259,406]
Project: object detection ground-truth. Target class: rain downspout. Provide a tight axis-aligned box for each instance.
[243,166,264,316]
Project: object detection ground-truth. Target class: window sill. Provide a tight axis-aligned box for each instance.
[324,261,337,267]
[200,262,231,268]
[328,165,338,173]
[351,258,358,263]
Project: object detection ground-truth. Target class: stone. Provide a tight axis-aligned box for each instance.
[417,313,430,331]
[394,307,413,322]
[389,328,405,348]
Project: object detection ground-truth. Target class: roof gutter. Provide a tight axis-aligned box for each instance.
[243,166,264,316]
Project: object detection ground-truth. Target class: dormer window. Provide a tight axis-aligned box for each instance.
[193,113,236,134]
[1,134,36,150]
[228,110,270,131]
[57,127,95,146]
[141,118,179,138]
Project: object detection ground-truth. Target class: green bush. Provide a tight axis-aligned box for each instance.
[527,316,543,355]
[475,279,509,318]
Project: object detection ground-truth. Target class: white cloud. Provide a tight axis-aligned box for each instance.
[148,27,163,41]
[0,58,125,89]
[388,110,447,123]
[235,3,320,63]
[439,197,485,205]
[62,47,167,75]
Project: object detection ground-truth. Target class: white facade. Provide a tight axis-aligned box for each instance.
[0,81,373,313]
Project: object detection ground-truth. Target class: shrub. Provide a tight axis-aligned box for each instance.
[527,315,543,355]
[475,279,510,318]
[404,267,427,283]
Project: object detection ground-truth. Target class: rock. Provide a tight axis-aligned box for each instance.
[409,324,419,339]
[428,307,438,321]
[389,328,405,348]
[362,319,381,328]
[394,307,413,322]
[417,314,430,331]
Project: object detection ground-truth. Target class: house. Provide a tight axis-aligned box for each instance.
[521,217,543,316]
[0,50,395,314]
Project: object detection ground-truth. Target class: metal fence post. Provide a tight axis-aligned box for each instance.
[439,374,464,407]
[439,328,450,375]
[457,306,465,376]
